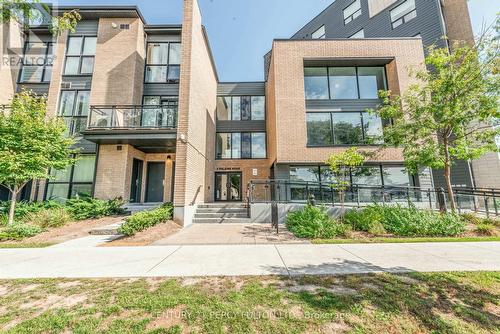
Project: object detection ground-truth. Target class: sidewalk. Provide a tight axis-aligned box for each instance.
[0,242,498,279]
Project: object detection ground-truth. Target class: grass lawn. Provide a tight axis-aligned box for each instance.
[313,236,500,244]
[0,272,498,333]
[0,243,54,249]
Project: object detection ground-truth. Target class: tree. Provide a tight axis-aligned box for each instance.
[0,91,76,225]
[325,147,366,213]
[374,21,500,211]
[0,0,80,35]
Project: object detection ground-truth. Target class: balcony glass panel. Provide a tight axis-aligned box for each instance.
[88,105,177,129]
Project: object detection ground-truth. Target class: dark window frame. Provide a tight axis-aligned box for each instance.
[63,35,97,76]
[304,66,388,100]
[18,40,54,83]
[216,95,266,121]
[58,89,91,136]
[306,111,385,147]
[343,0,362,25]
[390,0,417,29]
[44,153,97,201]
[144,42,181,84]
[216,132,267,160]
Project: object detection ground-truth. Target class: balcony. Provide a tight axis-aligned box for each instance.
[88,105,177,129]
[83,105,178,153]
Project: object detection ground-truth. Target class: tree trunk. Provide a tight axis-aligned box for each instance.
[443,140,457,212]
[7,186,19,226]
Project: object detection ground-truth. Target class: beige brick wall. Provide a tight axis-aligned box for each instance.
[0,21,23,105]
[95,145,175,202]
[90,18,145,106]
[441,0,475,46]
[267,38,426,165]
[368,0,399,18]
[174,0,218,208]
[214,160,272,201]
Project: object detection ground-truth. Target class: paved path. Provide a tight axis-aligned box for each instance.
[153,224,309,245]
[0,242,498,279]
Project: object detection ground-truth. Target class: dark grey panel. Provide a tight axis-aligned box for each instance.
[218,82,265,96]
[432,161,474,188]
[61,77,93,90]
[304,57,393,67]
[143,84,179,96]
[70,21,99,36]
[147,35,181,42]
[74,138,97,154]
[306,99,381,111]
[292,0,447,50]
[17,83,49,95]
[216,121,266,133]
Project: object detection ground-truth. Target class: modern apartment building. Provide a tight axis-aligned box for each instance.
[0,0,491,224]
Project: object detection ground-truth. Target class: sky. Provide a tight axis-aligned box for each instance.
[57,0,500,82]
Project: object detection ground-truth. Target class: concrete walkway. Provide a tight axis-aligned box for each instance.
[0,242,499,279]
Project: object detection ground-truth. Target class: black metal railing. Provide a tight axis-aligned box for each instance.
[87,105,178,129]
[247,180,500,216]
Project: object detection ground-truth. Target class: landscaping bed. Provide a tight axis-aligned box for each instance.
[0,198,126,247]
[0,272,498,333]
[286,204,500,243]
[104,220,181,247]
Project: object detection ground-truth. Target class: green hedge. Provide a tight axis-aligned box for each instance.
[66,197,125,220]
[286,205,351,239]
[344,204,466,237]
[118,203,174,236]
[0,223,44,241]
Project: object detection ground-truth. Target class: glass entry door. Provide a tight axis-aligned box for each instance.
[215,172,242,202]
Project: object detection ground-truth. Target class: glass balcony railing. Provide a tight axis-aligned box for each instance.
[87,105,178,129]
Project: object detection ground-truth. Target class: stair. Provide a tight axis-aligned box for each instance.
[193,203,251,224]
[122,203,163,215]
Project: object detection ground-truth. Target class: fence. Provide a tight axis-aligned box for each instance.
[247,180,499,217]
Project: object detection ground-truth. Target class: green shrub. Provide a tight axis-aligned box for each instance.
[0,223,44,241]
[460,213,482,225]
[119,203,174,236]
[27,208,72,229]
[344,204,466,237]
[475,223,498,236]
[368,221,387,236]
[482,218,500,227]
[66,197,125,220]
[286,205,350,239]
[0,201,62,222]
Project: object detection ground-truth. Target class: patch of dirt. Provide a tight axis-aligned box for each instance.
[0,286,8,297]
[320,321,351,333]
[146,305,188,333]
[288,284,357,295]
[3,216,126,246]
[56,281,81,289]
[102,221,181,247]
[19,294,88,311]
[20,284,41,293]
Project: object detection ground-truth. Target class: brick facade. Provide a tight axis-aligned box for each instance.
[267,38,426,165]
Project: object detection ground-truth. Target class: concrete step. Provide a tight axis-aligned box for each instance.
[197,203,247,209]
[194,213,249,219]
[89,222,124,236]
[192,218,252,224]
[196,208,248,214]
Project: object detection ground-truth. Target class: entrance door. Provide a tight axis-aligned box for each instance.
[130,159,144,203]
[215,172,242,202]
[146,162,165,202]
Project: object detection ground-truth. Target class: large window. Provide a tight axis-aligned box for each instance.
[306,112,384,146]
[58,90,90,136]
[45,154,96,202]
[142,96,178,127]
[343,0,362,24]
[312,25,326,39]
[216,132,266,159]
[64,36,97,75]
[145,42,181,83]
[216,96,265,121]
[304,66,387,100]
[391,0,417,29]
[19,41,53,83]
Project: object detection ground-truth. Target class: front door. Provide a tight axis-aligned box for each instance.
[215,172,242,202]
[130,159,144,203]
[146,162,165,202]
